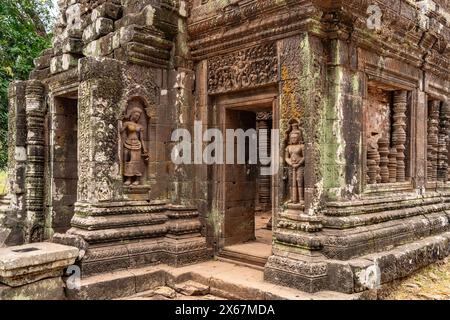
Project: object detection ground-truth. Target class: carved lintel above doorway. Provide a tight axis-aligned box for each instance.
[207,43,278,95]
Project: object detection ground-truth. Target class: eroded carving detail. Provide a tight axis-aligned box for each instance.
[207,43,277,94]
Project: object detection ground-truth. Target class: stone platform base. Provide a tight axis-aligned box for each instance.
[78,236,213,276]
[264,232,450,293]
[53,202,213,277]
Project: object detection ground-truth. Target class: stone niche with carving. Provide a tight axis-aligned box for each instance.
[365,86,410,186]
[119,94,155,195]
[283,119,305,211]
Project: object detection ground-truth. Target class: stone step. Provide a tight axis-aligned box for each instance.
[218,244,270,271]
[217,256,265,271]
[67,261,359,300]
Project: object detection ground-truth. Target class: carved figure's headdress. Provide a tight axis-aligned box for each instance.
[288,122,303,144]
[127,107,143,120]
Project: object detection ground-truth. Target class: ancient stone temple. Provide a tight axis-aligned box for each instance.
[2,0,450,298]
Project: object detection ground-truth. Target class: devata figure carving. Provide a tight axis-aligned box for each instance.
[120,100,149,186]
[285,122,305,203]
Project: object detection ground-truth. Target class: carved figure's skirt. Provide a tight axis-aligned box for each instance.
[124,160,143,177]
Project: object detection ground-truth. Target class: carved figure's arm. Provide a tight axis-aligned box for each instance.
[285,147,292,166]
[139,128,148,154]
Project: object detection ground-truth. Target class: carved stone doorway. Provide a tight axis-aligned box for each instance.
[214,91,277,269]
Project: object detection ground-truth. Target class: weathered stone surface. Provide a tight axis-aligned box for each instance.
[153,286,177,299]
[0,277,65,300]
[174,280,209,296]
[50,54,79,74]
[4,0,450,299]
[0,242,78,287]
[82,18,114,43]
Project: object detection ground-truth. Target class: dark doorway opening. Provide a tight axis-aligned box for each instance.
[49,97,78,234]
[219,106,273,269]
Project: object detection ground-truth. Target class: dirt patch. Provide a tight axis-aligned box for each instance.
[381,258,450,300]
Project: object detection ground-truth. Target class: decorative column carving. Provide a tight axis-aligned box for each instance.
[392,91,407,182]
[388,148,397,183]
[256,112,272,210]
[367,143,379,184]
[438,102,450,182]
[427,100,440,182]
[24,80,46,242]
[378,136,390,183]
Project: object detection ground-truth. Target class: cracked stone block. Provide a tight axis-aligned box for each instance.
[83,18,114,43]
[50,54,79,74]
[61,37,83,54]
[174,280,210,296]
[153,286,177,299]
[83,33,115,57]
[0,277,65,300]
[92,3,123,21]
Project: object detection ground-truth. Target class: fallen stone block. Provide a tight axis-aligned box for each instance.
[174,280,210,296]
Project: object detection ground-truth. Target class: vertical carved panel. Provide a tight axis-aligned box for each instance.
[438,102,450,182]
[24,80,46,242]
[392,91,407,182]
[77,81,90,202]
[427,100,440,182]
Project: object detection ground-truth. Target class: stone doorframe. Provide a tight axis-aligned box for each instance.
[208,89,279,254]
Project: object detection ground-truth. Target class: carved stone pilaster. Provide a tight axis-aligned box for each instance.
[438,102,450,182]
[24,80,46,242]
[0,82,28,246]
[392,91,407,183]
[427,100,440,182]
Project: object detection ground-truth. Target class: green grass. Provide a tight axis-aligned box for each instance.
[0,171,7,195]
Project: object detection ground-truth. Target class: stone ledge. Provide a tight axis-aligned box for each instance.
[0,242,78,287]
[265,232,450,294]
